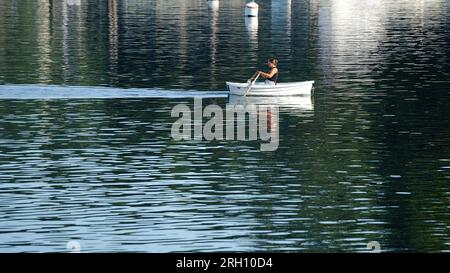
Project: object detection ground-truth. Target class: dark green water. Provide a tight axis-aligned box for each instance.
[0,0,450,252]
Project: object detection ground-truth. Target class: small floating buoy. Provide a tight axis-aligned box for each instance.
[245,1,259,17]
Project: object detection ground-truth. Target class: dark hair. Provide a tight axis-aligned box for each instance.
[268,58,278,67]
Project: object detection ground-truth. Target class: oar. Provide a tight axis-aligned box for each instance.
[245,72,261,96]
[247,71,259,84]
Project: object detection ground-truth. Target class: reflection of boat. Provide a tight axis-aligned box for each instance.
[227,94,313,111]
[226,81,314,96]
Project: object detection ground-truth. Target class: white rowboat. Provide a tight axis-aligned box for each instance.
[226,81,314,96]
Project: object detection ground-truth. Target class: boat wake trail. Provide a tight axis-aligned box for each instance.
[0,85,228,99]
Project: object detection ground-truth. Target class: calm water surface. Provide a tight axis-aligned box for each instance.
[0,0,450,252]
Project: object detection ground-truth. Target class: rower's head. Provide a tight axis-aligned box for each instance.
[267,58,278,68]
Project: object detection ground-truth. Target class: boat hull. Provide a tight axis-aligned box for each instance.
[226,81,314,96]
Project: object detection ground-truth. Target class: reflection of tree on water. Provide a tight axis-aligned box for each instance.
[317,0,388,83]
[363,0,450,252]
[271,0,292,72]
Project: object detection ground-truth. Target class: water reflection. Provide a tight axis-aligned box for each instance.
[208,0,219,83]
[67,0,81,5]
[245,17,259,49]
[271,0,291,48]
[109,0,119,84]
[61,0,88,84]
[1,0,450,252]
[36,1,52,83]
[228,95,313,114]
[208,0,219,10]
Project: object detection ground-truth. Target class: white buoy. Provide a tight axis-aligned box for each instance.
[245,1,259,17]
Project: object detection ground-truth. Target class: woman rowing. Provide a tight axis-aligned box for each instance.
[257,58,278,85]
